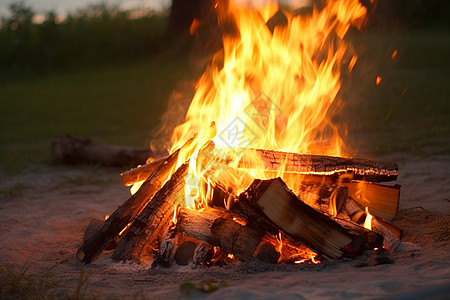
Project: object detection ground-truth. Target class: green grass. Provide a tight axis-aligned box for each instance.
[0,30,448,173]
[0,52,193,171]
[341,30,450,157]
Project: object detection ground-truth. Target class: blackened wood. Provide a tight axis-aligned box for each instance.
[76,145,183,263]
[212,144,399,182]
[112,163,189,262]
[176,207,264,261]
[238,178,358,259]
[151,215,178,268]
[333,218,384,254]
[51,135,166,167]
[121,157,166,186]
[254,241,280,264]
[174,241,197,266]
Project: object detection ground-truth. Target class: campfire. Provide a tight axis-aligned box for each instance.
[77,0,402,267]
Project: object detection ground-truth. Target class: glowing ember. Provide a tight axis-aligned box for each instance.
[376,76,382,85]
[392,49,398,60]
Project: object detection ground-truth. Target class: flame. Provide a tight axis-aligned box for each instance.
[119,223,132,237]
[167,0,368,207]
[363,207,373,230]
[104,214,110,221]
[391,49,398,60]
[376,76,382,85]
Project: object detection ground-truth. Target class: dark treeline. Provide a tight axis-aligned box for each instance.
[0,2,170,78]
[1,0,449,78]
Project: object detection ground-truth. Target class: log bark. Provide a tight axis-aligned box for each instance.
[76,137,195,263]
[176,207,264,261]
[112,163,189,262]
[51,135,166,167]
[208,143,398,182]
[121,157,166,186]
[236,178,360,259]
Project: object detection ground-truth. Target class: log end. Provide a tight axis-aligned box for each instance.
[76,249,86,262]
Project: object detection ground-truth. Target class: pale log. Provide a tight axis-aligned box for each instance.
[51,135,166,167]
[121,157,166,186]
[340,181,400,221]
[176,207,263,261]
[371,217,402,250]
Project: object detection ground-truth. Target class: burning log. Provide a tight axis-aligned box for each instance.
[236,178,361,259]
[51,135,166,167]
[121,157,166,186]
[112,163,189,262]
[291,183,348,217]
[76,137,195,263]
[176,207,263,261]
[212,145,399,182]
[340,181,400,221]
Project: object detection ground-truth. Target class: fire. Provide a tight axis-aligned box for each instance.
[363,207,373,230]
[150,0,369,263]
[376,76,382,85]
[167,0,368,206]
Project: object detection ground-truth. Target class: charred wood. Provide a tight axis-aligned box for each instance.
[76,138,192,263]
[112,163,189,262]
[176,207,264,261]
[237,178,361,259]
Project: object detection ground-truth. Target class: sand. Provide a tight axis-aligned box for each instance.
[0,154,449,299]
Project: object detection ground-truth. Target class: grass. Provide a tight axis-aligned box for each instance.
[0,30,449,174]
[340,29,450,157]
[0,265,99,300]
[0,51,193,172]
[0,264,60,299]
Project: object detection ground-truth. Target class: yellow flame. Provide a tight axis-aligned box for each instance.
[167,0,368,205]
[376,76,382,85]
[104,214,110,221]
[363,207,373,230]
[119,223,132,237]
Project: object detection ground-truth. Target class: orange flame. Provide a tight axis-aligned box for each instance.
[167,0,368,206]
[363,207,373,230]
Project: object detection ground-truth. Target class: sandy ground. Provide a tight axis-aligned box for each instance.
[0,154,449,299]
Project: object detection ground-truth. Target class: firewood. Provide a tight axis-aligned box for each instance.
[207,143,398,182]
[112,163,189,262]
[175,241,197,266]
[291,183,348,217]
[151,215,178,268]
[237,178,360,259]
[76,136,196,263]
[371,217,402,250]
[253,241,280,264]
[121,123,217,187]
[340,181,400,221]
[190,243,214,266]
[333,218,384,252]
[176,207,264,261]
[121,157,166,186]
[51,135,166,167]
